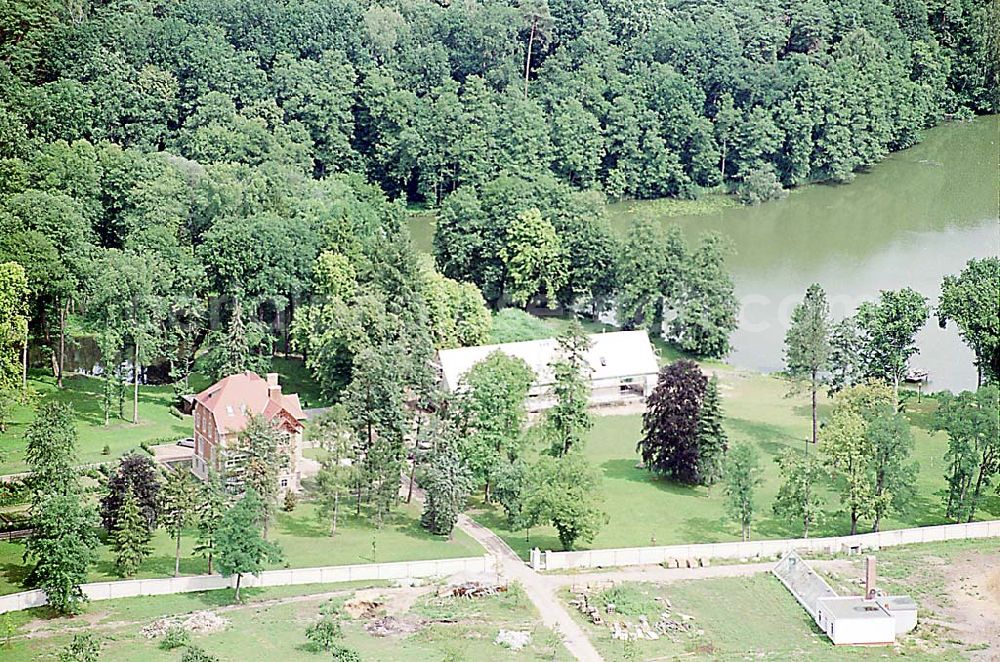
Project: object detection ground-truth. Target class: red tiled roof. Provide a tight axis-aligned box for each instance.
[194,372,305,435]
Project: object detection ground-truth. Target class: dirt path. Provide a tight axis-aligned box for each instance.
[456,514,605,662]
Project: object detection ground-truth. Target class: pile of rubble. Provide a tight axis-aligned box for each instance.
[364,615,424,637]
[141,611,229,638]
[437,580,507,599]
[495,629,532,650]
[569,585,694,642]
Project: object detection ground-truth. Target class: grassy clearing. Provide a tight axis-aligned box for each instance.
[0,500,483,597]
[3,581,569,661]
[566,575,964,661]
[474,366,992,557]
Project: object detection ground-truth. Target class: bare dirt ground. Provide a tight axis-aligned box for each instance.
[935,550,1000,660]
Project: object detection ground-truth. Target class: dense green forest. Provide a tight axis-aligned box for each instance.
[0,0,996,402]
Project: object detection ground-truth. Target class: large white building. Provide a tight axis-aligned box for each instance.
[436,330,660,411]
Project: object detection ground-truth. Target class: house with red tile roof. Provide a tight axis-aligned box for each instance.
[191,372,306,493]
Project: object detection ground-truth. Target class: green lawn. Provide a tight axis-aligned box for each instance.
[0,500,483,597]
[2,581,569,661]
[0,357,330,476]
[475,368,995,557]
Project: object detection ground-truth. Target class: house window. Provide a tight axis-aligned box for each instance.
[280,478,288,488]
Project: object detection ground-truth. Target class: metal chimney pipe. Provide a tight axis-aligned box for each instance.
[865,556,877,599]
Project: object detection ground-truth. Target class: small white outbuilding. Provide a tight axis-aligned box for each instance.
[436,330,660,411]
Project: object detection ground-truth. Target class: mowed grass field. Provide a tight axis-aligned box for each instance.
[474,365,994,557]
[3,580,569,661]
[0,500,483,597]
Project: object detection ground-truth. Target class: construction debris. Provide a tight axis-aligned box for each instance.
[437,581,508,599]
[142,611,229,638]
[569,584,693,642]
[364,615,424,637]
[495,629,532,650]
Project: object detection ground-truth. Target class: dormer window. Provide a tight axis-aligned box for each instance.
[226,405,234,416]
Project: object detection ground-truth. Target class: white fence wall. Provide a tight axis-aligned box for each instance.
[0,555,492,615]
[538,520,1000,571]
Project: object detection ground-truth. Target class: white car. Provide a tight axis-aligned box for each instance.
[176,437,195,448]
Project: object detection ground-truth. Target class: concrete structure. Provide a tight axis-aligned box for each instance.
[773,552,917,646]
[191,372,306,492]
[436,330,659,411]
[0,556,493,615]
[531,519,1000,571]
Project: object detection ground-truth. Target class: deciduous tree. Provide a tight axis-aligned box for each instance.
[938,257,1000,385]
[100,453,162,533]
[24,493,99,614]
[161,469,199,577]
[215,490,282,602]
[773,449,825,538]
[855,288,929,401]
[638,360,707,485]
[934,385,1000,522]
[722,443,761,541]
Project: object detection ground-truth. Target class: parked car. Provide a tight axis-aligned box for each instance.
[176,437,195,448]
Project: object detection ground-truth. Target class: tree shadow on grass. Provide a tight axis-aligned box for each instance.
[1,559,32,590]
[726,417,804,451]
[600,459,707,498]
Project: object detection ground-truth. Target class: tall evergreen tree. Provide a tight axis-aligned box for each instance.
[194,470,227,575]
[784,284,832,445]
[545,321,593,455]
[420,444,475,538]
[161,468,199,577]
[112,485,153,578]
[695,376,728,485]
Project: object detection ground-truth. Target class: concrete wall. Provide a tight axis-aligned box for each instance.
[536,520,1000,570]
[0,555,492,615]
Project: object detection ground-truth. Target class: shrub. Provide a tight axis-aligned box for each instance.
[101,444,111,456]
[283,490,298,512]
[57,633,100,662]
[180,645,218,662]
[331,645,361,662]
[305,617,342,651]
[736,166,787,206]
[159,626,190,650]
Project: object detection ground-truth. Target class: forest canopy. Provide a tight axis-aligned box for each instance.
[0,0,996,400]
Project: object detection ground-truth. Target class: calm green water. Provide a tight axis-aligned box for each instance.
[411,116,1000,392]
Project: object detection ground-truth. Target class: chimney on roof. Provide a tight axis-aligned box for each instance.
[266,372,281,399]
[865,556,877,599]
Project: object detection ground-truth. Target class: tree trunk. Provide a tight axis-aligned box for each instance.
[720,141,727,180]
[523,22,536,98]
[234,573,242,602]
[407,460,416,504]
[967,459,990,523]
[174,533,181,578]
[57,299,67,389]
[207,549,213,576]
[21,340,28,392]
[810,369,818,445]
[133,341,140,424]
[850,511,858,536]
[803,517,809,539]
[331,493,339,535]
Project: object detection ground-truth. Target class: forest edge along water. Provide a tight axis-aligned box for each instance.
[410,116,1000,393]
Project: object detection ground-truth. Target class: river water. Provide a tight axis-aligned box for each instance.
[411,116,999,392]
